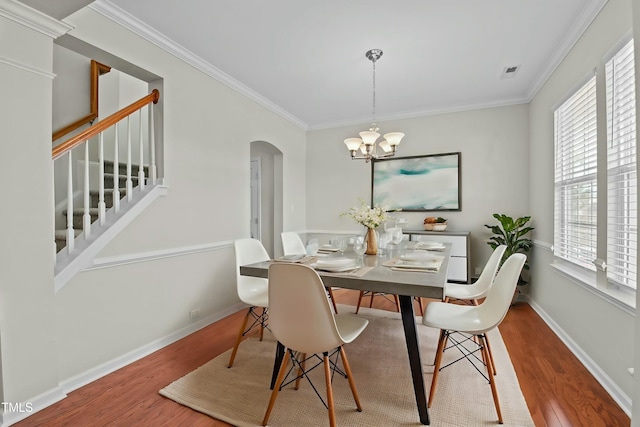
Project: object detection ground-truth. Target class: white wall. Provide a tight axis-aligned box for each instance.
[306,104,530,274]
[0,3,69,410]
[0,3,307,411]
[529,0,635,409]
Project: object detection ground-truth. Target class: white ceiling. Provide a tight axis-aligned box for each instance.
[44,0,609,129]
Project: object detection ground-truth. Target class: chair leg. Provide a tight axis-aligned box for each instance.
[480,334,503,424]
[428,329,447,407]
[484,333,497,376]
[294,352,306,390]
[393,294,400,312]
[326,287,339,314]
[415,297,424,316]
[323,352,337,427]
[339,346,363,411]
[355,291,365,314]
[259,307,266,341]
[262,348,291,426]
[227,307,252,368]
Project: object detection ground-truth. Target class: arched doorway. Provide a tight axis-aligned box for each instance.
[250,141,283,257]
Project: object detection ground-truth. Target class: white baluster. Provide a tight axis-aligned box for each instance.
[126,116,133,201]
[98,131,106,225]
[83,141,91,238]
[149,103,156,185]
[113,122,120,213]
[138,109,145,191]
[66,151,75,254]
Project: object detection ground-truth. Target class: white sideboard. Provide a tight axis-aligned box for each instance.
[404,230,471,283]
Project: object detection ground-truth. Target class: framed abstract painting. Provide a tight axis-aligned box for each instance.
[371,152,461,212]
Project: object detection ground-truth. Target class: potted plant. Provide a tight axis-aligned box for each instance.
[484,213,534,285]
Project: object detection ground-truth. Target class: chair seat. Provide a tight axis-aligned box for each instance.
[423,301,489,334]
[240,284,269,307]
[444,282,487,300]
[335,315,369,343]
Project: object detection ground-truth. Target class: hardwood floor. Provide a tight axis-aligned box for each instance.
[15,290,629,426]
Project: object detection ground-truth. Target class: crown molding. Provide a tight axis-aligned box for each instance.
[307,96,530,131]
[90,0,308,130]
[526,0,609,102]
[0,0,73,38]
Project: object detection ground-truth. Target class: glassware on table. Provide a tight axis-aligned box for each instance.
[353,236,366,257]
[378,232,391,256]
[391,228,404,245]
[306,238,319,256]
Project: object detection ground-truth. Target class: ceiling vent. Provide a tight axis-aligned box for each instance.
[501,65,520,79]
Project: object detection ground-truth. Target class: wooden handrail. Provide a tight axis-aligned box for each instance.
[52,89,160,160]
[52,60,111,142]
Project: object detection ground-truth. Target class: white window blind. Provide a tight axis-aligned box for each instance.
[554,76,598,270]
[606,39,637,290]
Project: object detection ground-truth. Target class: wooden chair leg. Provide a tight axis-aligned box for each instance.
[393,294,400,312]
[368,292,375,308]
[355,291,366,314]
[415,297,424,316]
[262,348,290,426]
[294,352,306,390]
[228,307,252,368]
[339,346,363,411]
[484,333,497,375]
[323,352,337,427]
[326,287,338,314]
[259,307,265,341]
[480,335,503,424]
[428,329,447,407]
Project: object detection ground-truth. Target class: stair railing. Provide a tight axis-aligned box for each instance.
[52,89,160,255]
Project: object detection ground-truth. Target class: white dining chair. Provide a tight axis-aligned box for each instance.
[444,245,506,304]
[281,231,307,255]
[262,263,369,427]
[228,238,270,368]
[281,231,339,314]
[439,245,506,374]
[422,253,526,424]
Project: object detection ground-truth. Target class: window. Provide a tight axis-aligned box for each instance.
[554,76,598,271]
[554,38,637,298]
[606,39,637,290]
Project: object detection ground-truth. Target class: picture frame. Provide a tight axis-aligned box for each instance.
[371,152,461,212]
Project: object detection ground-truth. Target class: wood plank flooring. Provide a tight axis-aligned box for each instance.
[15,290,629,426]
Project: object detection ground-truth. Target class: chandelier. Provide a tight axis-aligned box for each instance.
[344,49,404,162]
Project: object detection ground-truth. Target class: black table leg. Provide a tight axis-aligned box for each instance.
[398,295,430,425]
[271,341,285,389]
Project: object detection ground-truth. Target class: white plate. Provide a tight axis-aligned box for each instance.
[393,260,438,270]
[315,257,354,268]
[313,262,358,272]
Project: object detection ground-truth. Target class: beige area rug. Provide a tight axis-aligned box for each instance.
[160,305,534,426]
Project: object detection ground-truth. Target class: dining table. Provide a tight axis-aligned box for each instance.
[239,240,452,426]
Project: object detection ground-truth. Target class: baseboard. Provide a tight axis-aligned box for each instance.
[523,295,632,417]
[9,302,246,426]
[60,302,245,393]
[1,386,66,427]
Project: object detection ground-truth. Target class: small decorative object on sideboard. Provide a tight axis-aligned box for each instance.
[424,216,447,231]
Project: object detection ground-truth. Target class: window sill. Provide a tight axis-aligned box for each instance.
[550,262,636,315]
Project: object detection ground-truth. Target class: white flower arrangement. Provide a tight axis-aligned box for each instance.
[341,198,391,229]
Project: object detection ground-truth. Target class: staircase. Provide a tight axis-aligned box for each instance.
[55,161,148,252]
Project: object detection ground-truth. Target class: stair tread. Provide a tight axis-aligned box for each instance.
[54,229,82,239]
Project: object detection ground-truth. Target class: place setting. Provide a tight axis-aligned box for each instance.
[383,250,445,273]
